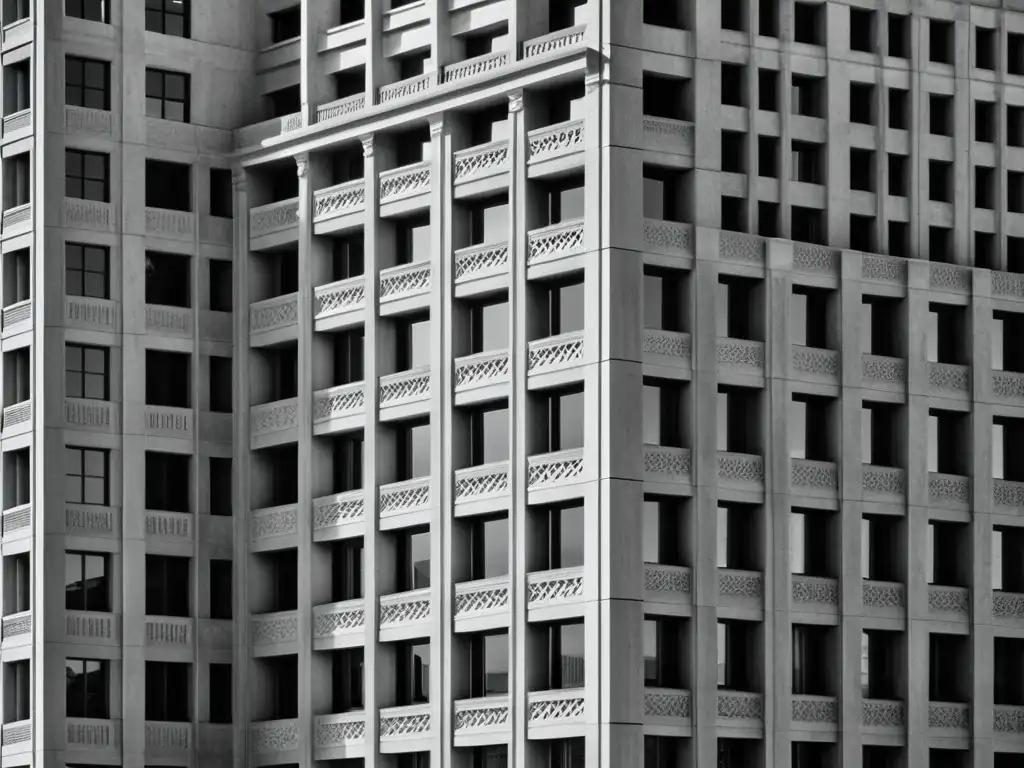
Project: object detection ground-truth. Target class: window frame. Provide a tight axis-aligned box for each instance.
[65,550,110,612]
[65,55,111,110]
[65,446,109,506]
[65,0,110,23]
[65,149,110,202]
[65,242,110,300]
[145,67,190,123]
[65,657,110,719]
[65,343,109,401]
[145,0,190,38]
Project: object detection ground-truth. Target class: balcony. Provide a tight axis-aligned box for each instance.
[1,298,29,337]
[312,490,365,542]
[717,691,764,727]
[454,575,510,632]
[994,705,1024,734]
[791,345,840,383]
[379,703,431,751]
[250,397,299,448]
[927,585,969,616]
[644,688,692,725]
[928,472,970,508]
[315,93,367,124]
[995,478,1024,509]
[928,702,969,734]
[454,138,509,188]
[313,382,365,433]
[643,445,692,484]
[862,464,906,502]
[993,591,1024,623]
[2,17,31,50]
[527,448,584,493]
[994,369,1024,404]
[379,161,431,210]
[144,616,192,648]
[65,610,119,644]
[862,699,905,733]
[454,461,509,512]
[862,353,907,390]
[2,201,30,238]
[792,695,838,730]
[528,331,585,379]
[643,563,692,603]
[1,502,30,540]
[790,459,838,495]
[66,294,117,332]
[527,566,584,618]
[379,588,431,641]
[249,292,299,344]
[527,219,585,267]
[862,579,905,613]
[928,361,969,394]
[718,569,762,607]
[444,50,509,85]
[717,451,764,490]
[379,476,430,527]
[527,689,585,736]
[378,71,437,105]
[144,405,192,440]
[313,179,365,233]
[313,711,366,759]
[643,329,691,369]
[249,198,299,249]
[453,695,510,746]
[251,610,299,656]
[249,718,300,757]
[379,367,430,418]
[523,25,586,59]
[527,119,584,175]
[66,717,120,758]
[454,350,509,404]
[145,510,192,546]
[1,720,30,753]
[454,241,510,293]
[64,196,114,232]
[643,219,693,256]
[643,116,694,156]
[791,575,839,610]
[145,207,194,240]
[145,304,191,337]
[250,503,298,551]
[2,399,30,434]
[144,721,191,759]
[717,338,765,378]
[1,609,30,647]
[314,276,365,330]
[379,261,431,311]
[312,598,365,650]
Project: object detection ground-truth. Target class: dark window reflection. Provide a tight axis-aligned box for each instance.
[542,505,584,569]
[66,551,108,612]
[399,527,431,590]
[470,515,508,580]
[471,631,509,696]
[66,658,108,718]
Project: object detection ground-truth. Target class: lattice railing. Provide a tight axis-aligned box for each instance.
[792,575,839,606]
[993,590,1024,619]
[527,218,585,264]
[315,93,366,123]
[792,695,839,724]
[379,476,430,518]
[718,231,765,262]
[379,366,431,407]
[528,566,584,606]
[455,349,509,391]
[2,202,31,231]
[3,108,31,134]
[1,610,30,640]
[379,703,431,738]
[523,25,586,58]
[863,464,906,496]
[791,345,840,381]
[249,198,299,237]
[643,445,692,478]
[312,598,365,639]
[528,448,584,488]
[862,699,905,727]
[454,241,509,282]
[928,585,969,614]
[644,564,691,595]
[644,688,692,721]
[993,369,1024,401]
[716,337,765,373]
[928,362,970,393]
[643,219,693,253]
[528,689,585,723]
[313,179,365,221]
[454,139,509,182]
[250,398,299,436]
[454,461,510,502]
[994,479,1024,508]
[444,50,509,83]
[2,298,31,330]
[379,589,431,627]
[454,696,511,731]
[314,277,365,321]
[863,579,905,609]
[2,399,31,430]
[862,353,907,385]
[862,253,907,283]
[717,691,764,721]
[379,160,431,203]
[643,329,691,360]
[928,472,970,504]
[250,504,298,541]
[313,382,364,423]
[642,116,694,153]
[791,459,838,490]
[313,490,364,532]
[250,610,299,646]
[528,330,584,373]
[928,703,970,730]
[379,261,431,302]
[717,452,764,484]
[718,569,762,599]
[314,712,366,747]
[527,118,584,162]
[249,718,300,754]
[995,704,1024,732]
[250,292,299,334]
[455,575,510,617]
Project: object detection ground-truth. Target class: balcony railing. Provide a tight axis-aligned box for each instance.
[717,691,763,722]
[2,502,30,538]
[863,465,906,497]
[792,345,840,381]
[66,717,120,749]
[928,361,970,393]
[145,510,192,541]
[445,49,509,83]
[379,261,431,303]
[527,566,584,607]
[250,292,299,335]
[527,219,584,264]
[250,503,298,542]
[1,609,31,642]
[528,689,585,725]
[249,198,299,238]
[313,179,365,223]
[454,139,509,182]
[314,711,365,749]
[928,472,970,505]
[2,298,30,332]
[643,329,691,361]
[528,331,584,373]
[642,115,694,154]
[862,699,905,728]
[644,563,691,596]
[454,241,510,284]
[2,399,31,431]
[993,590,1024,620]
[379,703,431,739]
[643,445,691,480]
[145,616,191,646]
[316,93,366,123]
[454,461,509,504]
[144,405,191,439]
[379,477,430,518]
[2,201,31,232]
[314,277,365,320]
[718,569,762,600]
[928,702,969,731]
[2,719,30,749]
[523,25,586,58]
[994,704,1024,733]
[235,112,302,149]
[993,369,1024,401]
[643,219,693,254]
[717,337,765,375]
[145,207,194,238]
[862,353,907,386]
[862,579,905,609]
[144,721,191,752]
[645,688,692,720]
[717,451,763,484]
[250,397,299,437]
[454,695,510,735]
[378,71,436,104]
[313,598,365,640]
[994,478,1024,508]
[792,695,838,724]
[527,448,584,489]
[249,719,300,755]
[379,161,430,204]
[455,349,509,392]
[313,382,364,424]
[791,459,838,491]
[454,575,510,620]
[251,610,299,648]
[791,575,838,606]
[145,304,191,336]
[313,490,364,534]
[379,366,430,408]
[928,585,969,614]
[379,588,431,628]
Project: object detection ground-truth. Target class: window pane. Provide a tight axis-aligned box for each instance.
[558,282,585,333]
[83,246,106,272]
[643,619,657,683]
[559,505,585,567]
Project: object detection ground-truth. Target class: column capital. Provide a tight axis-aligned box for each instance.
[508,90,524,114]
[429,115,446,137]
[231,167,246,188]
[295,155,309,178]
[360,134,375,158]
[585,71,603,93]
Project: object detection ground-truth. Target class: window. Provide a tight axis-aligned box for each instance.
[758,69,778,112]
[332,539,364,602]
[66,659,109,718]
[540,505,584,570]
[643,497,684,566]
[930,19,953,64]
[977,100,995,143]
[468,515,508,580]
[643,617,684,688]
[544,620,585,688]
[146,0,190,37]
[4,660,29,723]
[66,0,109,22]
[210,457,232,516]
[332,648,363,712]
[1011,33,1024,76]
[65,447,108,506]
[469,405,509,465]
[930,93,953,136]
[146,451,190,512]
[66,551,109,612]
[977,27,996,71]
[66,243,109,299]
[210,168,232,218]
[850,82,874,125]
[146,555,190,617]
[209,260,232,312]
[849,7,874,52]
[210,559,232,620]
[398,527,431,591]
[469,632,509,697]
[793,2,823,45]
[146,251,190,307]
[333,433,363,495]
[65,56,110,110]
[209,356,232,413]
[65,149,109,202]
[793,624,831,695]
[646,736,685,768]
[721,63,745,107]
[209,663,231,723]
[888,13,909,58]
[270,6,301,43]
[396,641,430,704]
[145,68,189,122]
[888,87,909,130]
[146,661,190,721]
[65,344,108,401]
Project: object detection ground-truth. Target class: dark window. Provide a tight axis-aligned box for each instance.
[850,82,874,125]
[930,19,953,64]
[397,527,431,591]
[759,0,777,37]
[1011,33,1024,76]
[65,149,109,202]
[66,0,110,23]
[3,660,29,723]
[146,555,190,617]
[333,328,364,386]
[145,0,190,37]
[65,551,109,612]
[721,0,744,32]
[146,160,191,211]
[758,69,778,112]
[396,641,430,704]
[146,68,189,122]
[888,13,909,58]
[332,539,363,602]
[643,497,684,566]
[850,7,874,52]
[210,559,232,620]
[210,457,232,516]
[210,356,232,413]
[977,100,996,143]
[65,447,108,506]
[469,632,509,697]
[646,736,685,768]
[721,63,745,107]
[792,624,831,695]
[888,88,909,130]
[270,6,301,42]
[850,149,875,192]
[145,451,190,512]
[209,663,232,723]
[66,658,109,718]
[545,621,585,688]
[793,1,823,45]
[65,56,110,110]
[888,154,908,197]
[333,234,364,281]
[146,351,191,408]
[210,168,232,218]
[930,94,953,136]
[65,344,108,401]
[469,405,509,465]
[145,251,190,307]
[209,260,232,312]
[333,433,363,493]
[66,243,109,299]
[469,514,509,580]
[332,648,363,712]
[643,617,684,688]
[721,131,746,173]
[977,27,996,71]
[145,661,190,721]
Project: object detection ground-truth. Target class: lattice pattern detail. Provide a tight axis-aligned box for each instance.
[644,566,691,594]
[314,607,364,637]
[455,469,509,501]
[251,401,298,434]
[645,691,691,718]
[643,220,691,251]
[455,144,509,181]
[643,116,694,145]
[456,586,509,615]
[792,698,838,723]
[929,474,970,503]
[863,582,905,609]
[316,719,365,745]
[993,372,1024,399]
[862,254,907,282]
[455,354,509,388]
[792,577,838,605]
[719,571,762,598]
[793,245,839,273]
[251,507,297,539]
[455,244,509,281]
[314,387,364,421]
[528,222,584,263]
[529,337,584,371]
[644,330,691,358]
[455,705,509,730]
[863,467,905,495]
[863,701,905,727]
[529,121,584,161]
[529,696,584,722]
[993,272,1024,298]
[993,592,1024,618]
[313,496,364,530]
[644,448,691,476]
[863,355,906,383]
[314,184,365,218]
[251,615,298,645]
[380,264,430,300]
[251,721,300,753]
[792,347,839,379]
[717,340,764,369]
[528,455,584,487]
[928,587,969,613]
[719,233,765,262]
[931,264,971,292]
[929,363,969,392]
[994,480,1024,507]
[2,614,30,639]
[718,454,764,483]
[791,460,838,489]
[995,707,1024,732]
[529,575,583,604]
[251,201,298,234]
[380,166,431,202]
[380,597,431,626]
[379,373,430,406]
[251,297,298,333]
[380,483,430,516]
[380,712,430,737]
[717,693,763,720]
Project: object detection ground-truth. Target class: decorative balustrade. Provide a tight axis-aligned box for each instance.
[454,139,509,182]
[2,720,30,747]
[643,330,691,361]
[315,277,365,321]
[444,50,509,83]
[145,207,193,238]
[2,201,31,232]
[791,244,839,274]
[643,445,691,480]
[313,490,364,533]
[455,349,509,391]
[145,304,191,336]
[716,338,765,374]
[249,718,300,755]
[928,362,970,392]
[642,116,694,154]
[2,399,30,431]
[313,179,365,222]
[66,105,113,135]
[717,452,764,484]
[145,721,191,751]
[379,161,431,204]
[930,263,971,292]
[66,717,119,748]
[994,479,1024,508]
[250,292,299,335]
[791,346,839,381]
[379,261,431,302]
[454,461,509,503]
[379,367,430,408]
[791,575,839,606]
[791,459,838,491]
[379,477,430,518]
[528,119,584,163]
[643,219,693,254]
[862,699,905,728]
[65,611,116,641]
[378,72,436,104]
[718,232,766,263]
[249,198,299,238]
[315,93,366,123]
[64,198,113,230]
[718,569,762,600]
[528,448,584,489]
[644,564,691,596]
[528,689,585,724]
[863,579,905,609]
[792,695,838,724]
[380,588,431,628]
[454,241,509,283]
[251,611,299,647]
[454,696,510,733]
[527,219,585,264]
[928,585,969,614]
[994,271,1024,298]
[528,331,584,373]
[455,576,510,619]
[250,504,298,541]
[314,712,365,748]
[994,705,1024,733]
[144,405,191,438]
[993,370,1024,401]
[313,382,364,423]
[379,703,431,739]
[145,617,191,646]
[863,465,906,497]
[862,254,907,283]
[66,295,116,330]
[523,25,586,58]
[644,688,691,719]
[717,691,764,721]
[313,599,365,639]
[528,566,584,607]
[928,472,970,504]
[2,503,30,537]
[144,511,191,541]
[251,398,299,437]
[1,610,30,641]
[2,298,30,331]
[993,591,1024,619]
[2,107,30,135]
[862,353,907,385]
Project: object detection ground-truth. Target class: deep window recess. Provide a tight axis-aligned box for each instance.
[65,149,109,202]
[65,243,109,299]
[65,551,109,612]
[65,56,110,110]
[145,68,189,122]
[145,661,190,721]
[65,447,108,506]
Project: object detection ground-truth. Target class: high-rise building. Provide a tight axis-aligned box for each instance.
[8,1,1024,767]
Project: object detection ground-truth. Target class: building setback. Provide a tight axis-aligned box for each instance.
[6,0,1024,767]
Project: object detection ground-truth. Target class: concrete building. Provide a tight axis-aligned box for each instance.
[8,0,1024,767]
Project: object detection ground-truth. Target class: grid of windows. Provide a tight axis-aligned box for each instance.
[145,0,189,37]
[65,149,109,202]
[145,68,189,122]
[65,447,109,506]
[65,56,110,110]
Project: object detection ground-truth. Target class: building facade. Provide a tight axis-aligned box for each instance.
[6,0,1024,767]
